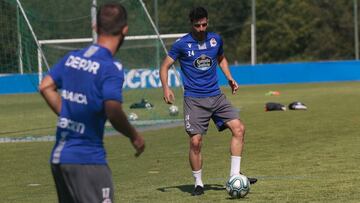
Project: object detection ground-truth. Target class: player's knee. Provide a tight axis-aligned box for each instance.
[190,144,201,154]
[190,137,202,153]
[232,121,245,138]
[239,122,245,134]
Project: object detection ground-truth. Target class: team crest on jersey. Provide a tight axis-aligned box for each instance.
[193,54,212,71]
[188,43,192,48]
[210,38,217,47]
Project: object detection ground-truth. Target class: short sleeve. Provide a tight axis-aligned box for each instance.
[101,63,124,103]
[168,40,182,61]
[218,36,224,56]
[48,53,71,88]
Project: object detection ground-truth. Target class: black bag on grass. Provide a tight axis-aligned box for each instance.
[265,102,286,111]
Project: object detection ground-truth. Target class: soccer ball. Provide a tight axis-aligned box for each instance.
[168,105,179,116]
[128,112,138,121]
[145,102,153,109]
[225,174,250,199]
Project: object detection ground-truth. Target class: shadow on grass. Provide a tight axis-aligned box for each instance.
[157,184,225,195]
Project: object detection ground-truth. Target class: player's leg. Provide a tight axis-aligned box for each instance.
[211,94,245,176]
[188,133,206,196]
[59,164,114,203]
[189,134,203,172]
[184,96,211,195]
[225,120,257,184]
[189,133,204,195]
[211,94,257,184]
[226,119,245,176]
[227,119,245,156]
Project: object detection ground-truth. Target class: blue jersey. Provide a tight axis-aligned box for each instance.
[48,44,124,164]
[168,32,224,97]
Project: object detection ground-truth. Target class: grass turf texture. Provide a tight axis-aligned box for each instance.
[0,87,184,138]
[0,82,359,202]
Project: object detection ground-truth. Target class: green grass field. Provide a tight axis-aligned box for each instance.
[0,82,360,202]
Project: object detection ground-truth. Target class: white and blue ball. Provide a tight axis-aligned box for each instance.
[128,112,138,121]
[168,105,179,116]
[225,174,250,198]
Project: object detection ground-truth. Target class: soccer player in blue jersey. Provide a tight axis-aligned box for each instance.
[160,6,256,196]
[39,3,145,202]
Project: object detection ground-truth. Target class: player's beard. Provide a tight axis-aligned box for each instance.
[198,31,206,40]
[193,31,206,41]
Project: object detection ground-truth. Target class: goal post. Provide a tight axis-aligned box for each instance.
[37,33,186,83]
[0,0,188,137]
[35,32,186,126]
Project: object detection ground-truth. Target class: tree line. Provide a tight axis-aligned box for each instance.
[146,0,358,64]
[1,0,358,73]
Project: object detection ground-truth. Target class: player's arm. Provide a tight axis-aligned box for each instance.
[105,100,145,157]
[218,55,239,94]
[39,75,61,116]
[160,56,176,104]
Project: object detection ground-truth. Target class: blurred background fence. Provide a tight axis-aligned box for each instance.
[1,0,359,75]
[0,0,359,137]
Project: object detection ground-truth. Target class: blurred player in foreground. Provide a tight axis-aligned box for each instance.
[39,3,145,202]
[160,6,256,196]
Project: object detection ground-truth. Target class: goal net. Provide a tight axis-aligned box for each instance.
[0,0,184,139]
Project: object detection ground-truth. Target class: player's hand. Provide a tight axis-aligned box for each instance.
[163,87,175,104]
[228,79,239,95]
[131,134,145,157]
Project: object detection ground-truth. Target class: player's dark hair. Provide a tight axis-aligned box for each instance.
[189,7,208,22]
[97,2,127,35]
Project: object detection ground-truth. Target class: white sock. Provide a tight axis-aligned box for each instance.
[192,169,204,187]
[230,156,241,177]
